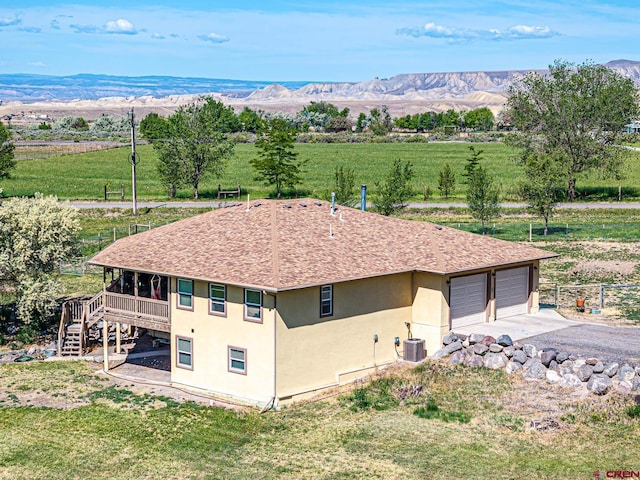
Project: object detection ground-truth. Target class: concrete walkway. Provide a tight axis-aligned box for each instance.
[452,309,583,342]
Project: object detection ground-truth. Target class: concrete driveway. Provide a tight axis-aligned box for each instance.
[452,309,581,341]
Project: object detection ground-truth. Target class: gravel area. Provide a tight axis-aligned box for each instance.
[522,323,640,366]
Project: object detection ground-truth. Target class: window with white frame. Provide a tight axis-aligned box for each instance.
[176,336,193,369]
[244,289,262,322]
[209,283,226,315]
[320,284,333,317]
[177,278,193,309]
[228,347,247,374]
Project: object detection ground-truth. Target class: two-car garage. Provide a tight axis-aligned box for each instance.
[449,266,530,329]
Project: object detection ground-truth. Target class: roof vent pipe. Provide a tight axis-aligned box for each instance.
[331,192,336,215]
[360,184,367,211]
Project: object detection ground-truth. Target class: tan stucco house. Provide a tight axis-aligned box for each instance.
[88,199,555,407]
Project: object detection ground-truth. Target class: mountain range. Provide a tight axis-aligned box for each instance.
[1,60,638,119]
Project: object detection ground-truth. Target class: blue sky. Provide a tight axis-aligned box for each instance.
[0,1,637,82]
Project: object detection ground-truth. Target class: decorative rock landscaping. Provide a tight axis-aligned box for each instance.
[433,332,640,396]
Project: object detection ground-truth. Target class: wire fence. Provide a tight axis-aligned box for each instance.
[539,283,640,318]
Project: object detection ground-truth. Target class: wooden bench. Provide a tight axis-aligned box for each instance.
[104,184,125,201]
[217,184,241,200]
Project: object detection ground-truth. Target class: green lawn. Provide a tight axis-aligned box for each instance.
[4,142,640,201]
[0,360,638,479]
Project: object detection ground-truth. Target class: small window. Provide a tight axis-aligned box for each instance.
[177,279,193,310]
[209,283,226,315]
[228,347,247,374]
[244,289,262,322]
[320,285,333,317]
[176,336,193,369]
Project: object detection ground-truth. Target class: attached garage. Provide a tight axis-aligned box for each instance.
[450,273,488,328]
[495,266,530,319]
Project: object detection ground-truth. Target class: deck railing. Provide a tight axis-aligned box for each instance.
[104,291,170,331]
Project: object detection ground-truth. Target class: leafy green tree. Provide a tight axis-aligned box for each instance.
[325,116,353,133]
[519,152,567,235]
[373,159,414,216]
[463,107,495,131]
[463,146,483,182]
[0,194,80,325]
[237,107,263,133]
[438,163,456,198]
[467,165,500,234]
[302,101,348,118]
[0,123,16,179]
[506,59,640,200]
[140,113,171,140]
[153,97,236,199]
[331,165,357,207]
[250,118,304,198]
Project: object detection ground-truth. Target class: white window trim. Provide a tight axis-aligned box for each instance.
[209,283,226,316]
[228,346,247,375]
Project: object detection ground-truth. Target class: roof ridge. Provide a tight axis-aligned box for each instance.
[270,201,281,289]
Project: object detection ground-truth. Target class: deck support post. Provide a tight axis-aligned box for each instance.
[116,322,121,354]
[103,319,109,372]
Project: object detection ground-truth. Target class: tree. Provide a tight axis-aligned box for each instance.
[325,116,353,133]
[505,59,640,200]
[463,146,483,182]
[373,159,414,216]
[438,163,456,198]
[237,107,262,133]
[463,107,495,131]
[0,194,80,326]
[519,152,567,235]
[250,118,304,198]
[139,113,171,140]
[467,165,500,234]
[0,123,16,179]
[153,97,236,199]
[331,165,357,207]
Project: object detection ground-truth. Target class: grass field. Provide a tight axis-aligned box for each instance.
[0,360,638,479]
[4,142,640,201]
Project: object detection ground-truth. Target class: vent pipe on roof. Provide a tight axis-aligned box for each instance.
[331,192,336,215]
[360,184,367,211]
[246,194,250,211]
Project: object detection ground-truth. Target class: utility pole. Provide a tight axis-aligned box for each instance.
[129,108,138,215]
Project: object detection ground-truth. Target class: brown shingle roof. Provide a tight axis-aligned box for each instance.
[89,199,556,291]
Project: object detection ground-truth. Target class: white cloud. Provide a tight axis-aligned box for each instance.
[198,32,229,44]
[0,17,21,27]
[19,26,42,33]
[71,18,140,35]
[152,32,165,39]
[28,61,46,67]
[398,21,559,43]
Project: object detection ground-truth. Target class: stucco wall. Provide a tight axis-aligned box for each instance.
[169,279,276,405]
[410,272,448,356]
[274,273,413,399]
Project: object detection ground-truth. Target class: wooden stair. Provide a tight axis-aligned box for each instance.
[58,292,104,357]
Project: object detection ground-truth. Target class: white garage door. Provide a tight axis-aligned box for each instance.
[450,273,487,329]
[496,267,529,318]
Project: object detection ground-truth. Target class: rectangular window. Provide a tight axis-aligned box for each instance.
[244,289,262,322]
[177,278,193,310]
[176,336,193,369]
[320,284,333,317]
[209,283,226,315]
[228,347,247,374]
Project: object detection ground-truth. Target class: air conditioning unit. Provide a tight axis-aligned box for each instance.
[403,338,426,362]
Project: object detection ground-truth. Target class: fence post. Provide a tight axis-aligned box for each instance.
[104,184,107,201]
[113,227,116,242]
[120,184,125,201]
[600,286,605,308]
[529,223,532,242]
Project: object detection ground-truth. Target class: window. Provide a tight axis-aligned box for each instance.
[244,289,262,322]
[320,284,333,317]
[177,278,193,310]
[209,283,226,315]
[176,337,193,369]
[228,347,247,374]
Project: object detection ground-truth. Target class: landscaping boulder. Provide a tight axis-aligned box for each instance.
[585,357,599,366]
[618,365,636,382]
[473,343,489,356]
[443,340,463,355]
[540,350,557,367]
[496,334,513,347]
[512,341,523,350]
[603,362,619,378]
[555,351,570,363]
[479,335,497,347]
[465,354,485,368]
[558,374,583,388]
[468,333,486,345]
[442,333,459,346]
[449,350,467,364]
[431,348,449,359]
[523,359,547,381]
[546,370,561,384]
[587,374,613,395]
[523,344,538,358]
[592,361,604,374]
[503,345,515,358]
[548,360,558,370]
[504,361,522,375]
[484,352,508,370]
[488,343,503,353]
[512,350,527,364]
[576,364,594,382]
